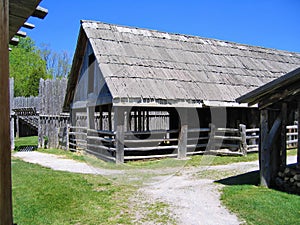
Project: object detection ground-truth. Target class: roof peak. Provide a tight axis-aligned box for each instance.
[80,20,299,55]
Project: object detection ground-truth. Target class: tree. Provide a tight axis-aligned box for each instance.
[9,37,49,97]
[39,43,71,78]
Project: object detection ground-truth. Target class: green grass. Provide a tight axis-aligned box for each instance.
[221,184,300,225]
[12,159,135,225]
[14,136,38,148]
[37,147,261,170]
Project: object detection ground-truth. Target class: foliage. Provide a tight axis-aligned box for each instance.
[221,184,300,225]
[12,159,135,225]
[9,37,49,97]
[39,43,71,78]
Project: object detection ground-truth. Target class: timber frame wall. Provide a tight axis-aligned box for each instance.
[237,67,300,189]
[69,105,285,163]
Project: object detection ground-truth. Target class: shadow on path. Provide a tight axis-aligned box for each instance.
[215,170,260,186]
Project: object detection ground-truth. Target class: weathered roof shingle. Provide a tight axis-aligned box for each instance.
[65,20,300,109]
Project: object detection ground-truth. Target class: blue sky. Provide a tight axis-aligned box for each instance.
[28,0,300,58]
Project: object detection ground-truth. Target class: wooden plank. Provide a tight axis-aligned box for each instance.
[216,128,239,133]
[124,153,178,161]
[124,129,178,136]
[124,138,178,143]
[124,145,178,151]
[213,136,242,141]
[0,0,13,224]
[246,128,260,133]
[188,128,210,133]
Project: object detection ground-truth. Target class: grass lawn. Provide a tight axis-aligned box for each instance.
[14,136,38,148]
[221,184,300,225]
[12,159,135,225]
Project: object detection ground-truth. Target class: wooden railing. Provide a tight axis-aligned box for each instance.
[68,126,87,152]
[287,123,298,149]
[67,122,298,162]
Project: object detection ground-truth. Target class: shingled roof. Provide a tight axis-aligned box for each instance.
[65,20,300,109]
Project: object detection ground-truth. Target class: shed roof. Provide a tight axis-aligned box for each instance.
[9,0,48,45]
[65,20,300,110]
[237,67,300,109]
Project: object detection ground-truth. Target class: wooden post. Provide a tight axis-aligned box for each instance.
[16,116,19,138]
[99,108,103,130]
[260,109,269,187]
[114,107,125,164]
[260,109,282,187]
[297,100,300,168]
[178,108,188,159]
[280,103,287,169]
[0,0,13,224]
[87,106,95,129]
[208,123,216,151]
[66,124,70,151]
[239,124,247,156]
[10,116,15,150]
[108,108,112,131]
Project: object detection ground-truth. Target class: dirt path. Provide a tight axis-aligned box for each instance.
[13,151,297,225]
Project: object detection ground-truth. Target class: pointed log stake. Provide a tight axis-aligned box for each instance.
[0,0,13,224]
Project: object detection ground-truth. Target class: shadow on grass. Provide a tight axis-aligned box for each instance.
[215,170,260,186]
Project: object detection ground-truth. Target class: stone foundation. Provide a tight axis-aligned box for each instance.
[276,167,300,195]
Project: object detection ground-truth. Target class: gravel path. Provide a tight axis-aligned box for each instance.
[13,151,297,225]
[14,151,123,176]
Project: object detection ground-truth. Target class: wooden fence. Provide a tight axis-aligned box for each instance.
[287,123,298,149]
[65,122,298,162]
[14,96,40,112]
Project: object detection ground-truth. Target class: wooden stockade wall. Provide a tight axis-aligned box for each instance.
[14,96,40,112]
[38,78,69,149]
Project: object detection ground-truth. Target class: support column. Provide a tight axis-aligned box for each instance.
[87,106,95,129]
[0,0,13,224]
[280,103,287,169]
[114,107,125,164]
[16,116,19,138]
[10,116,14,150]
[297,101,300,167]
[239,124,247,156]
[260,109,270,187]
[178,108,188,159]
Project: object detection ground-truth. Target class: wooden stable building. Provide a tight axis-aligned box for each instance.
[237,67,300,192]
[64,20,300,163]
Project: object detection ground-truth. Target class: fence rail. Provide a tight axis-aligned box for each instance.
[67,122,298,162]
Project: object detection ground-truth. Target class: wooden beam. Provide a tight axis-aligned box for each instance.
[9,36,18,45]
[23,22,35,29]
[0,0,13,224]
[32,6,48,19]
[16,30,26,37]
